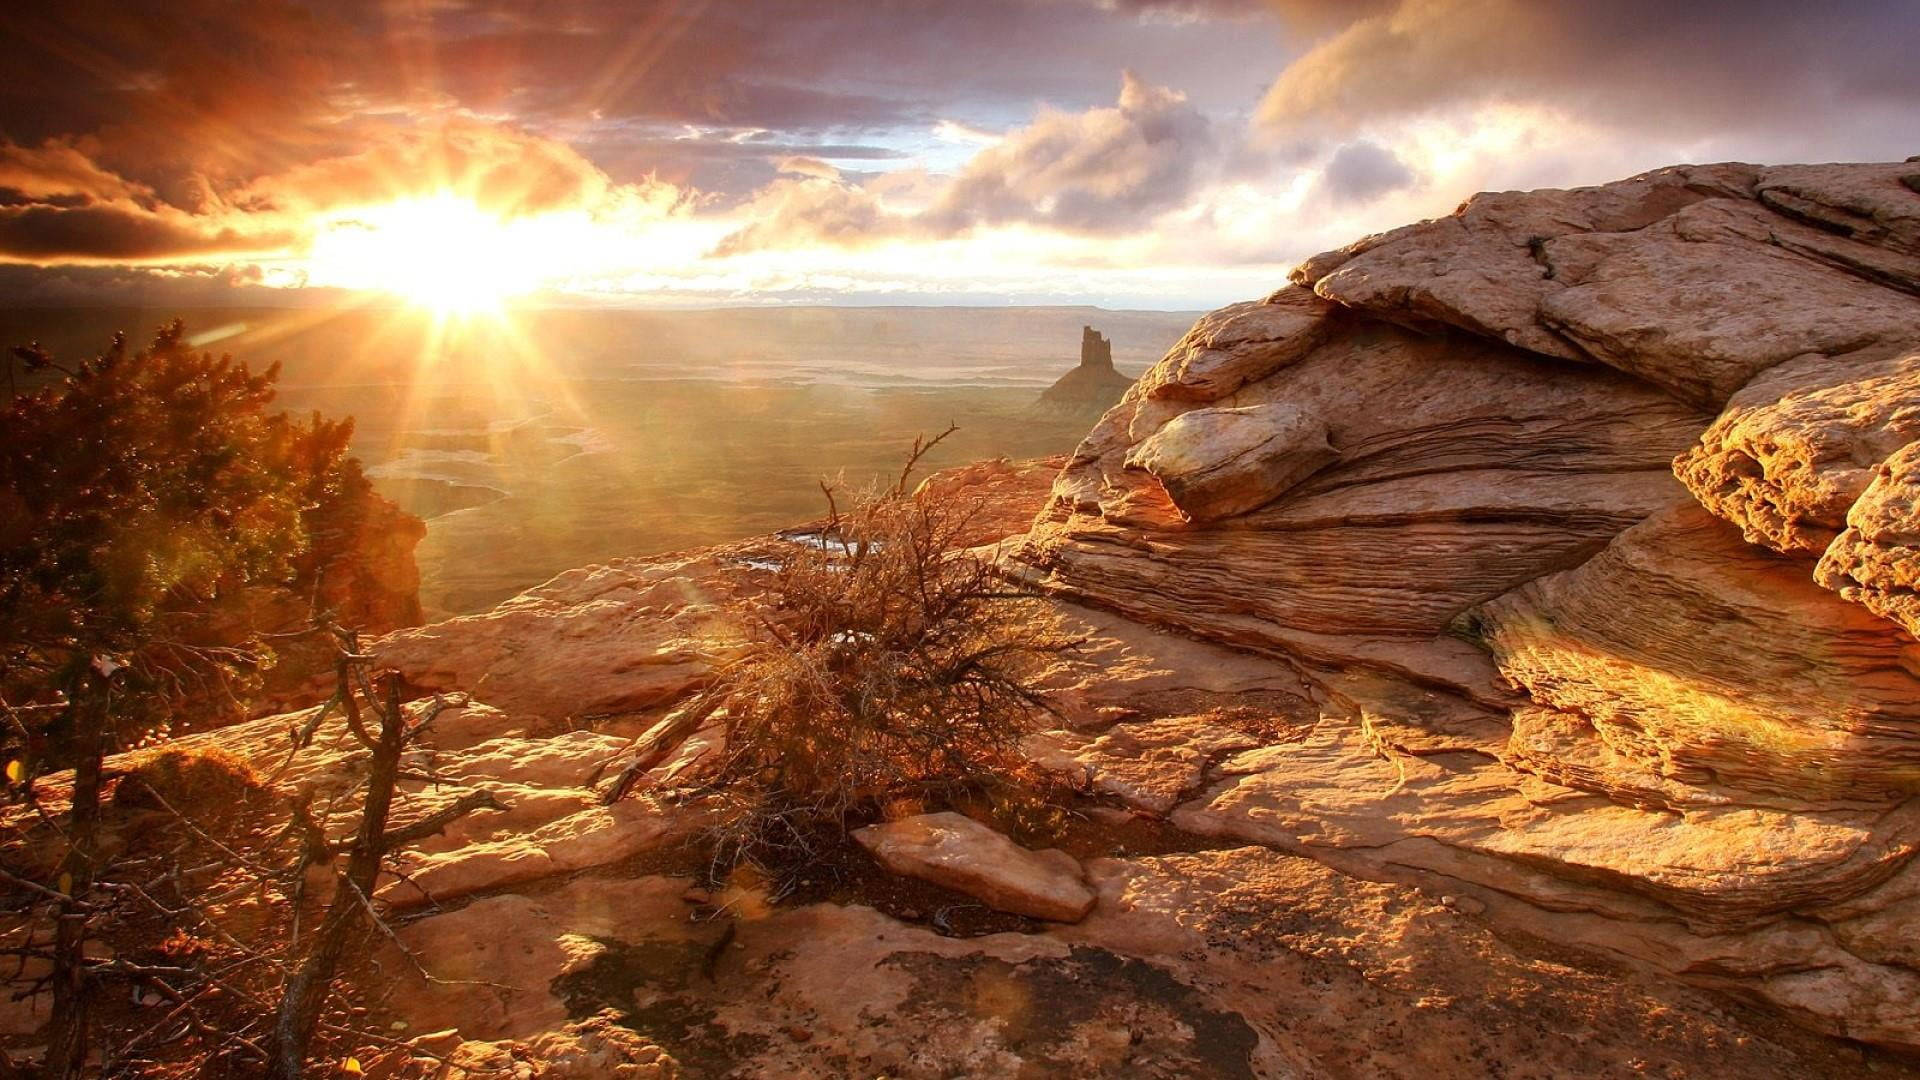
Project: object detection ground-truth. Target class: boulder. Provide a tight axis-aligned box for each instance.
[854,812,1096,922]
[1134,287,1337,403]
[1123,402,1337,522]
[1020,306,1706,686]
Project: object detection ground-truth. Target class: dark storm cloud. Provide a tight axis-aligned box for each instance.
[0,203,289,261]
[0,262,299,308]
[0,2,359,198]
[1317,140,1415,205]
[1257,0,1920,145]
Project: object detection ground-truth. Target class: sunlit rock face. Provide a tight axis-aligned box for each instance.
[1017,159,1920,1047]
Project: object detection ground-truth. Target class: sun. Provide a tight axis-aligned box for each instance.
[304,194,549,313]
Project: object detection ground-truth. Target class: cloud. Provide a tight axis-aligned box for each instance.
[5,0,1920,308]
[0,138,295,262]
[0,140,146,203]
[717,72,1219,254]
[0,122,686,265]
[923,72,1214,233]
[1256,0,1920,148]
[775,157,842,181]
[240,123,622,217]
[710,178,891,257]
[0,202,290,262]
[1316,140,1415,205]
[0,261,299,307]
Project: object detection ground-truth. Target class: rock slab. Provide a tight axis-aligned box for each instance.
[854,812,1096,922]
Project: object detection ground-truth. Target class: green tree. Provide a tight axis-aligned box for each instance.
[0,321,372,1077]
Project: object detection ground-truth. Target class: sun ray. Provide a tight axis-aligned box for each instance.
[303,193,549,315]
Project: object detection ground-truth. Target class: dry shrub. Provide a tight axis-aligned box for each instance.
[112,745,265,822]
[620,430,1080,863]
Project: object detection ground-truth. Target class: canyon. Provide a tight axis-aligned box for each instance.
[13,158,1920,1077]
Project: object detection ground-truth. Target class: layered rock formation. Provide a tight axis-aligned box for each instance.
[1037,325,1137,413]
[21,164,1920,1076]
[1015,158,1920,1048]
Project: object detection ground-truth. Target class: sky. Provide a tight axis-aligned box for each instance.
[1,0,1917,311]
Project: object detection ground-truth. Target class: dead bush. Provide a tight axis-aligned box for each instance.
[112,746,266,821]
[607,428,1080,863]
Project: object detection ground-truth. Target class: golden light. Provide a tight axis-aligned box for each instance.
[304,194,552,313]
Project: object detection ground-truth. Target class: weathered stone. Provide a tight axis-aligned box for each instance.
[1465,505,1920,804]
[1134,287,1338,403]
[1292,163,1760,366]
[854,812,1095,922]
[1036,325,1135,413]
[1010,159,1920,1053]
[1025,715,1265,814]
[373,549,758,722]
[1538,224,1920,407]
[1675,347,1920,554]
[1756,161,1920,260]
[1123,402,1337,522]
[1816,439,1920,637]
[1019,321,1706,688]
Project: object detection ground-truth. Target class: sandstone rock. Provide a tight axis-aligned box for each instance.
[441,1012,677,1079]
[1465,505,1920,804]
[1134,286,1337,403]
[1036,325,1136,413]
[1163,686,1920,1047]
[1012,158,1920,1053]
[1756,161,1920,261]
[1292,163,1760,366]
[1816,439,1920,637]
[380,799,686,910]
[1020,314,1706,686]
[381,847,1893,1079]
[1061,846,1890,1076]
[1123,402,1337,522]
[1025,715,1265,814]
[373,549,757,722]
[854,812,1095,922]
[1675,347,1920,554]
[1287,162,1920,411]
[1538,221,1920,407]
[908,455,1067,549]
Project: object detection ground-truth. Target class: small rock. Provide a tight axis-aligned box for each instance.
[410,1029,462,1052]
[854,812,1096,922]
[783,1025,813,1043]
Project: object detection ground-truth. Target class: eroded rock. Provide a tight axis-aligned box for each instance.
[1816,439,1920,637]
[1675,347,1920,554]
[1011,158,1920,1052]
[1123,402,1337,522]
[854,812,1096,922]
[1465,504,1920,804]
